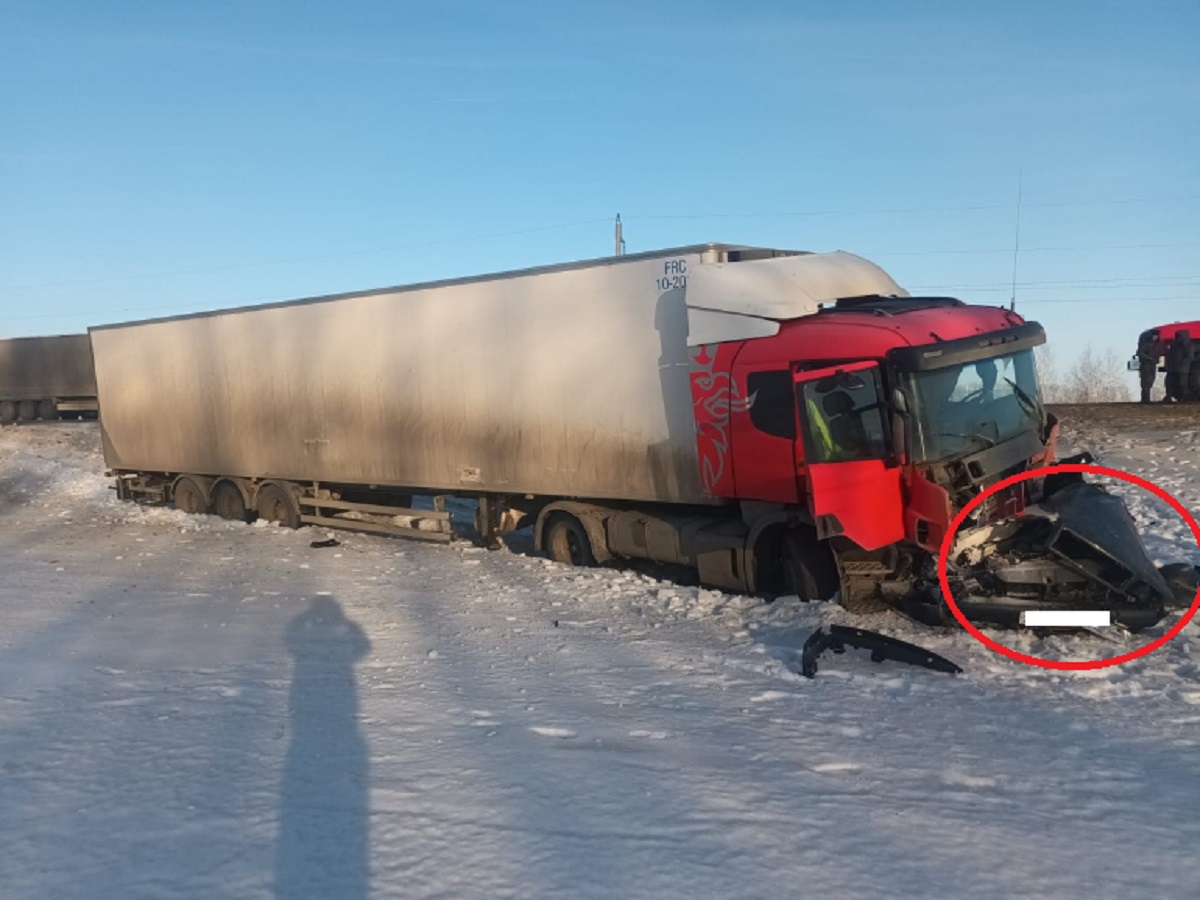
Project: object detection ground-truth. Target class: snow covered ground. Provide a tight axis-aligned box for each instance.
[1,417,1198,900]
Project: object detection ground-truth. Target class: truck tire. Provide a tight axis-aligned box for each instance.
[212,481,249,522]
[256,483,301,528]
[17,400,37,422]
[780,530,840,601]
[174,477,210,515]
[38,399,57,421]
[545,512,597,567]
[0,401,15,425]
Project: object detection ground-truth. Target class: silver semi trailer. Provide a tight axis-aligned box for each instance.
[90,244,906,589]
[0,334,99,424]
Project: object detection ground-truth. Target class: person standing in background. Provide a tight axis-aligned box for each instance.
[1136,328,1160,404]
[1165,330,1194,402]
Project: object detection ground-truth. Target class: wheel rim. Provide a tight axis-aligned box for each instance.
[549,521,588,565]
[214,486,245,520]
[550,527,569,562]
[256,487,297,526]
[262,494,286,523]
[566,530,584,565]
[176,482,202,514]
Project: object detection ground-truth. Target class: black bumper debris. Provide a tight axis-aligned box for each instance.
[801,625,963,678]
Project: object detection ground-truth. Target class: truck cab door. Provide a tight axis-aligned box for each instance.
[794,361,905,551]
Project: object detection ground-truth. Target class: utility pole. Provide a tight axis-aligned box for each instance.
[615,214,625,256]
[1010,171,1023,312]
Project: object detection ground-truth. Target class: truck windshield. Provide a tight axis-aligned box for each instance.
[904,348,1043,462]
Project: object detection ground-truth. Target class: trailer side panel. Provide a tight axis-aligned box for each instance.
[0,335,98,400]
[91,252,716,504]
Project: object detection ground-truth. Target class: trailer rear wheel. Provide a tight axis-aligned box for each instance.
[17,400,37,422]
[0,401,15,425]
[37,399,57,421]
[256,484,300,528]
[212,482,249,522]
[545,513,596,567]
[174,478,210,515]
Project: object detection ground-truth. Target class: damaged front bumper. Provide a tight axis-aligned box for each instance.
[907,472,1186,633]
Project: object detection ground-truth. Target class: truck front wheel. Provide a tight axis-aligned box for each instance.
[545,513,597,567]
[780,530,839,601]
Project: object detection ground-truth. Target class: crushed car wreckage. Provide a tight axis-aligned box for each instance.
[798,457,1199,678]
[773,313,1198,675]
[907,462,1185,633]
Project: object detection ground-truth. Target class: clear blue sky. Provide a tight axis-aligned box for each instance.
[2,0,1197,382]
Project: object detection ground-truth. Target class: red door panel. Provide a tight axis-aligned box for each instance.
[808,459,905,550]
[795,362,905,551]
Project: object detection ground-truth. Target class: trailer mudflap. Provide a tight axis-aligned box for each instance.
[800,624,963,678]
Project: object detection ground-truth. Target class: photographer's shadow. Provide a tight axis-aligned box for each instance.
[275,596,370,900]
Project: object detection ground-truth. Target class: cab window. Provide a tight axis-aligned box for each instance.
[797,371,889,463]
[746,370,796,440]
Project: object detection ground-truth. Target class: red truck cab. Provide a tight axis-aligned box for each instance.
[690,296,1050,609]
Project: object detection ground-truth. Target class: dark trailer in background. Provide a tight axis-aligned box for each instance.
[0,334,99,424]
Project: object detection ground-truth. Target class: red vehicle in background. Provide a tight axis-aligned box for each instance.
[1132,320,1200,401]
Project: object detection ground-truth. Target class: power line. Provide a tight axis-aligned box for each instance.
[1,200,1197,297]
[0,217,614,293]
[1022,195,1200,209]
[0,298,276,322]
[1009,171,1023,311]
[3,291,1196,326]
[630,194,1200,221]
[871,241,1200,256]
[1006,296,1200,305]
[910,275,1200,290]
[912,280,1200,294]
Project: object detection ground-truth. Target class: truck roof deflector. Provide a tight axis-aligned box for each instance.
[685,251,908,347]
